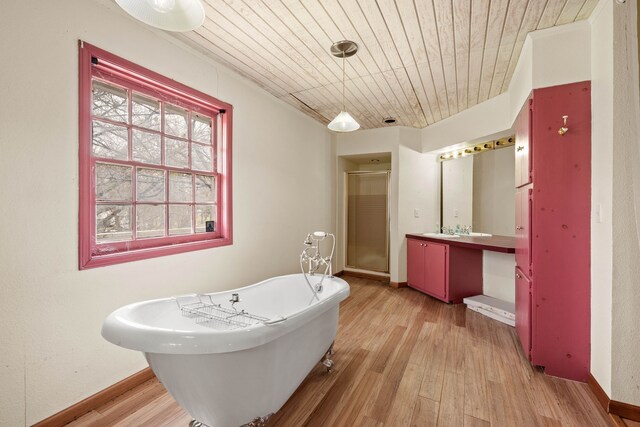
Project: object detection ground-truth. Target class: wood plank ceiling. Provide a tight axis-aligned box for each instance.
[173,0,599,130]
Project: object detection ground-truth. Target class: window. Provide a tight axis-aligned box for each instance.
[79,42,232,269]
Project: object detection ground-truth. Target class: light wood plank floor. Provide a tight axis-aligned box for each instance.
[68,276,618,427]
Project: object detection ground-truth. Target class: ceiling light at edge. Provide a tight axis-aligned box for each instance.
[328,111,360,132]
[115,0,205,32]
[328,40,360,133]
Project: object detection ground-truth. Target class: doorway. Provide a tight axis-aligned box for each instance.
[346,171,390,273]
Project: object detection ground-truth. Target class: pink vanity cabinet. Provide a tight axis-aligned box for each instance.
[515,185,532,277]
[407,239,448,300]
[514,81,591,382]
[406,237,484,303]
[515,267,532,360]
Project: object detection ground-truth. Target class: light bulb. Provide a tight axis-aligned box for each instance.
[147,0,175,13]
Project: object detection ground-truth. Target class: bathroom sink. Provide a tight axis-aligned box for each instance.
[422,233,461,238]
[467,232,492,237]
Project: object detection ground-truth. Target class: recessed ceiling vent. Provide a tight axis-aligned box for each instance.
[384,117,396,124]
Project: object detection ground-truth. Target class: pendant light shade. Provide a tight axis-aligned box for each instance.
[115,0,205,32]
[328,111,360,132]
[328,40,359,133]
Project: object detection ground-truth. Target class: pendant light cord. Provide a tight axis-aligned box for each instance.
[342,51,345,112]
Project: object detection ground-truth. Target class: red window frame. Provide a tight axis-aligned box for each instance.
[79,42,233,269]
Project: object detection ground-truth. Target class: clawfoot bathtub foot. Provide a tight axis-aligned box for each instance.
[189,414,273,427]
[321,343,335,372]
[322,357,334,371]
[242,414,273,426]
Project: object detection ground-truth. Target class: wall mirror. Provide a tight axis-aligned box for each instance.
[439,136,516,237]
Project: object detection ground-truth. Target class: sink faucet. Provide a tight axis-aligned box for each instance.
[440,225,472,235]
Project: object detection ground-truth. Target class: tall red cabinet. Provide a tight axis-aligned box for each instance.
[514,81,591,382]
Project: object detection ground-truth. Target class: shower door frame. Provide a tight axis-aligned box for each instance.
[344,170,390,274]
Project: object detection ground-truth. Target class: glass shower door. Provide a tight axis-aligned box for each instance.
[346,171,389,273]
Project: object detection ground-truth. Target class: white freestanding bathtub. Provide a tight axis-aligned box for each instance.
[102,273,349,427]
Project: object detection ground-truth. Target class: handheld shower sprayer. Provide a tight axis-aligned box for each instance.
[304,231,328,245]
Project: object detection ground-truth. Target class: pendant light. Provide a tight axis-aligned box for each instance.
[115,0,205,32]
[328,40,360,132]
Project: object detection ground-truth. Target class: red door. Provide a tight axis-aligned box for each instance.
[515,267,532,360]
[423,242,447,300]
[515,97,533,188]
[515,185,532,277]
[407,239,425,291]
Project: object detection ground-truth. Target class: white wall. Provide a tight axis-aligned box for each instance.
[355,161,392,171]
[509,21,592,125]
[473,146,516,236]
[421,94,512,152]
[610,0,640,406]
[589,0,614,397]
[587,0,640,405]
[397,128,440,282]
[442,156,474,229]
[0,1,334,424]
[483,252,516,303]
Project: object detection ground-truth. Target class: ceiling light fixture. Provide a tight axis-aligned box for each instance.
[115,0,205,32]
[328,40,360,132]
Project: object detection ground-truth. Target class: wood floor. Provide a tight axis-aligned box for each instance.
[68,276,621,427]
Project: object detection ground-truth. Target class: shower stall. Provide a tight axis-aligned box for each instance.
[346,171,390,273]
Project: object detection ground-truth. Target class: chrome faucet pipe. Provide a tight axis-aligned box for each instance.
[300,232,335,302]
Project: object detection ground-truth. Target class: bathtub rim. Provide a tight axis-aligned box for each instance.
[101,273,350,354]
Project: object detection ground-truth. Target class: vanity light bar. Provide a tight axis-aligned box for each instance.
[438,135,515,162]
